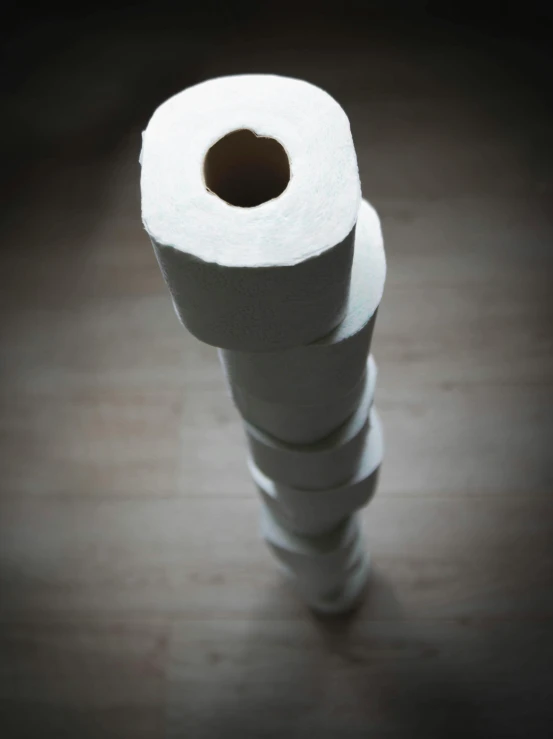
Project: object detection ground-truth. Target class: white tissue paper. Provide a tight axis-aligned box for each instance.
[282,542,370,614]
[219,198,385,397]
[226,358,372,444]
[244,357,376,489]
[261,506,362,583]
[251,408,383,535]
[262,506,370,612]
[140,74,360,351]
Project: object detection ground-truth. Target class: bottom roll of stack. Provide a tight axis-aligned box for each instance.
[261,506,371,613]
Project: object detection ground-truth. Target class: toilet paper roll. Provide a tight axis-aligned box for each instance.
[279,533,367,601]
[226,356,376,444]
[284,547,371,614]
[251,408,383,535]
[141,74,360,351]
[219,198,385,399]
[261,506,362,585]
[244,360,376,490]
[308,553,371,614]
[230,365,367,445]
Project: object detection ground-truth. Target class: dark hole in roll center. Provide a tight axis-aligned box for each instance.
[203,129,290,208]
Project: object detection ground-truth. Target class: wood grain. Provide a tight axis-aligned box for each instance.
[167,619,553,739]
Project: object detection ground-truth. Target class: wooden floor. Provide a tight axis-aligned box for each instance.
[1,10,553,739]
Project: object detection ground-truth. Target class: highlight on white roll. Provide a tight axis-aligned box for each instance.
[140,74,361,351]
[219,198,385,398]
[251,407,384,535]
[244,357,377,490]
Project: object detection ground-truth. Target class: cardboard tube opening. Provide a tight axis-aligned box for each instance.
[204,129,290,207]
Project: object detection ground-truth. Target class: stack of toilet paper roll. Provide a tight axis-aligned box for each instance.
[140,74,386,614]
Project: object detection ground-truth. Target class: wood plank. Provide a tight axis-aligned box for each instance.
[3,373,551,498]
[167,618,553,739]
[0,621,167,739]
[1,496,551,620]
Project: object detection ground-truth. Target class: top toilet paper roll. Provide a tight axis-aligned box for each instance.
[219,199,385,401]
[140,74,361,351]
